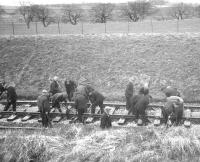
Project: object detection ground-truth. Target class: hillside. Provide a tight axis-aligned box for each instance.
[0,34,200,101]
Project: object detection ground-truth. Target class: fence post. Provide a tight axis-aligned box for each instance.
[35,22,38,35]
[11,22,15,35]
[104,22,106,33]
[57,20,60,34]
[176,19,179,32]
[81,22,83,34]
[150,19,153,33]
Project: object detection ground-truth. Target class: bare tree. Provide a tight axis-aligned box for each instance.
[31,5,54,27]
[91,3,115,23]
[18,2,33,28]
[121,1,153,22]
[169,3,194,20]
[62,4,83,25]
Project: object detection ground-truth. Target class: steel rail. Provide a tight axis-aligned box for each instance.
[1,100,200,109]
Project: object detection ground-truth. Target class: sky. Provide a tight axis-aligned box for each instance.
[0,0,200,6]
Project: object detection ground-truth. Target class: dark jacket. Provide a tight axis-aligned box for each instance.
[89,91,105,105]
[74,93,88,110]
[135,95,150,116]
[125,82,134,98]
[0,83,5,97]
[64,80,77,93]
[51,92,67,103]
[129,94,142,115]
[162,98,184,125]
[100,112,112,129]
[6,86,17,101]
[37,94,50,113]
[49,80,61,95]
[76,85,94,98]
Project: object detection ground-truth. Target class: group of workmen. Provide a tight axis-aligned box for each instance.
[37,76,106,128]
[125,77,184,126]
[37,76,184,128]
[0,76,184,128]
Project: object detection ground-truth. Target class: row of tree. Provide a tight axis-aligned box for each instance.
[1,0,200,29]
[18,2,54,28]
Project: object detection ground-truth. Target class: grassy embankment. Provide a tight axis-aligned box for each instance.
[0,33,200,101]
[0,124,200,162]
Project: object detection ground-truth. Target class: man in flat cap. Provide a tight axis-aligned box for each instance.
[125,77,134,110]
[37,90,52,128]
[49,76,61,96]
[100,106,112,129]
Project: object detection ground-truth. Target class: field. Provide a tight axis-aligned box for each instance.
[0,124,200,162]
[1,19,200,35]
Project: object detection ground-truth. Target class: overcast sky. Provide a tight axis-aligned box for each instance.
[0,0,200,6]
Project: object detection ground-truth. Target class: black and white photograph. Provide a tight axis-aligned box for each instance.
[0,0,200,161]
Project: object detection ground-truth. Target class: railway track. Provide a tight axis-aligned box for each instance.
[0,100,199,127]
[1,100,200,109]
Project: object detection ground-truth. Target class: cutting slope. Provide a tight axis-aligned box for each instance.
[0,34,200,101]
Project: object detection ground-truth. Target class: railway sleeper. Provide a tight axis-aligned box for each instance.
[0,113,198,127]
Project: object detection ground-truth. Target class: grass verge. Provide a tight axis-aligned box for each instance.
[1,124,200,162]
